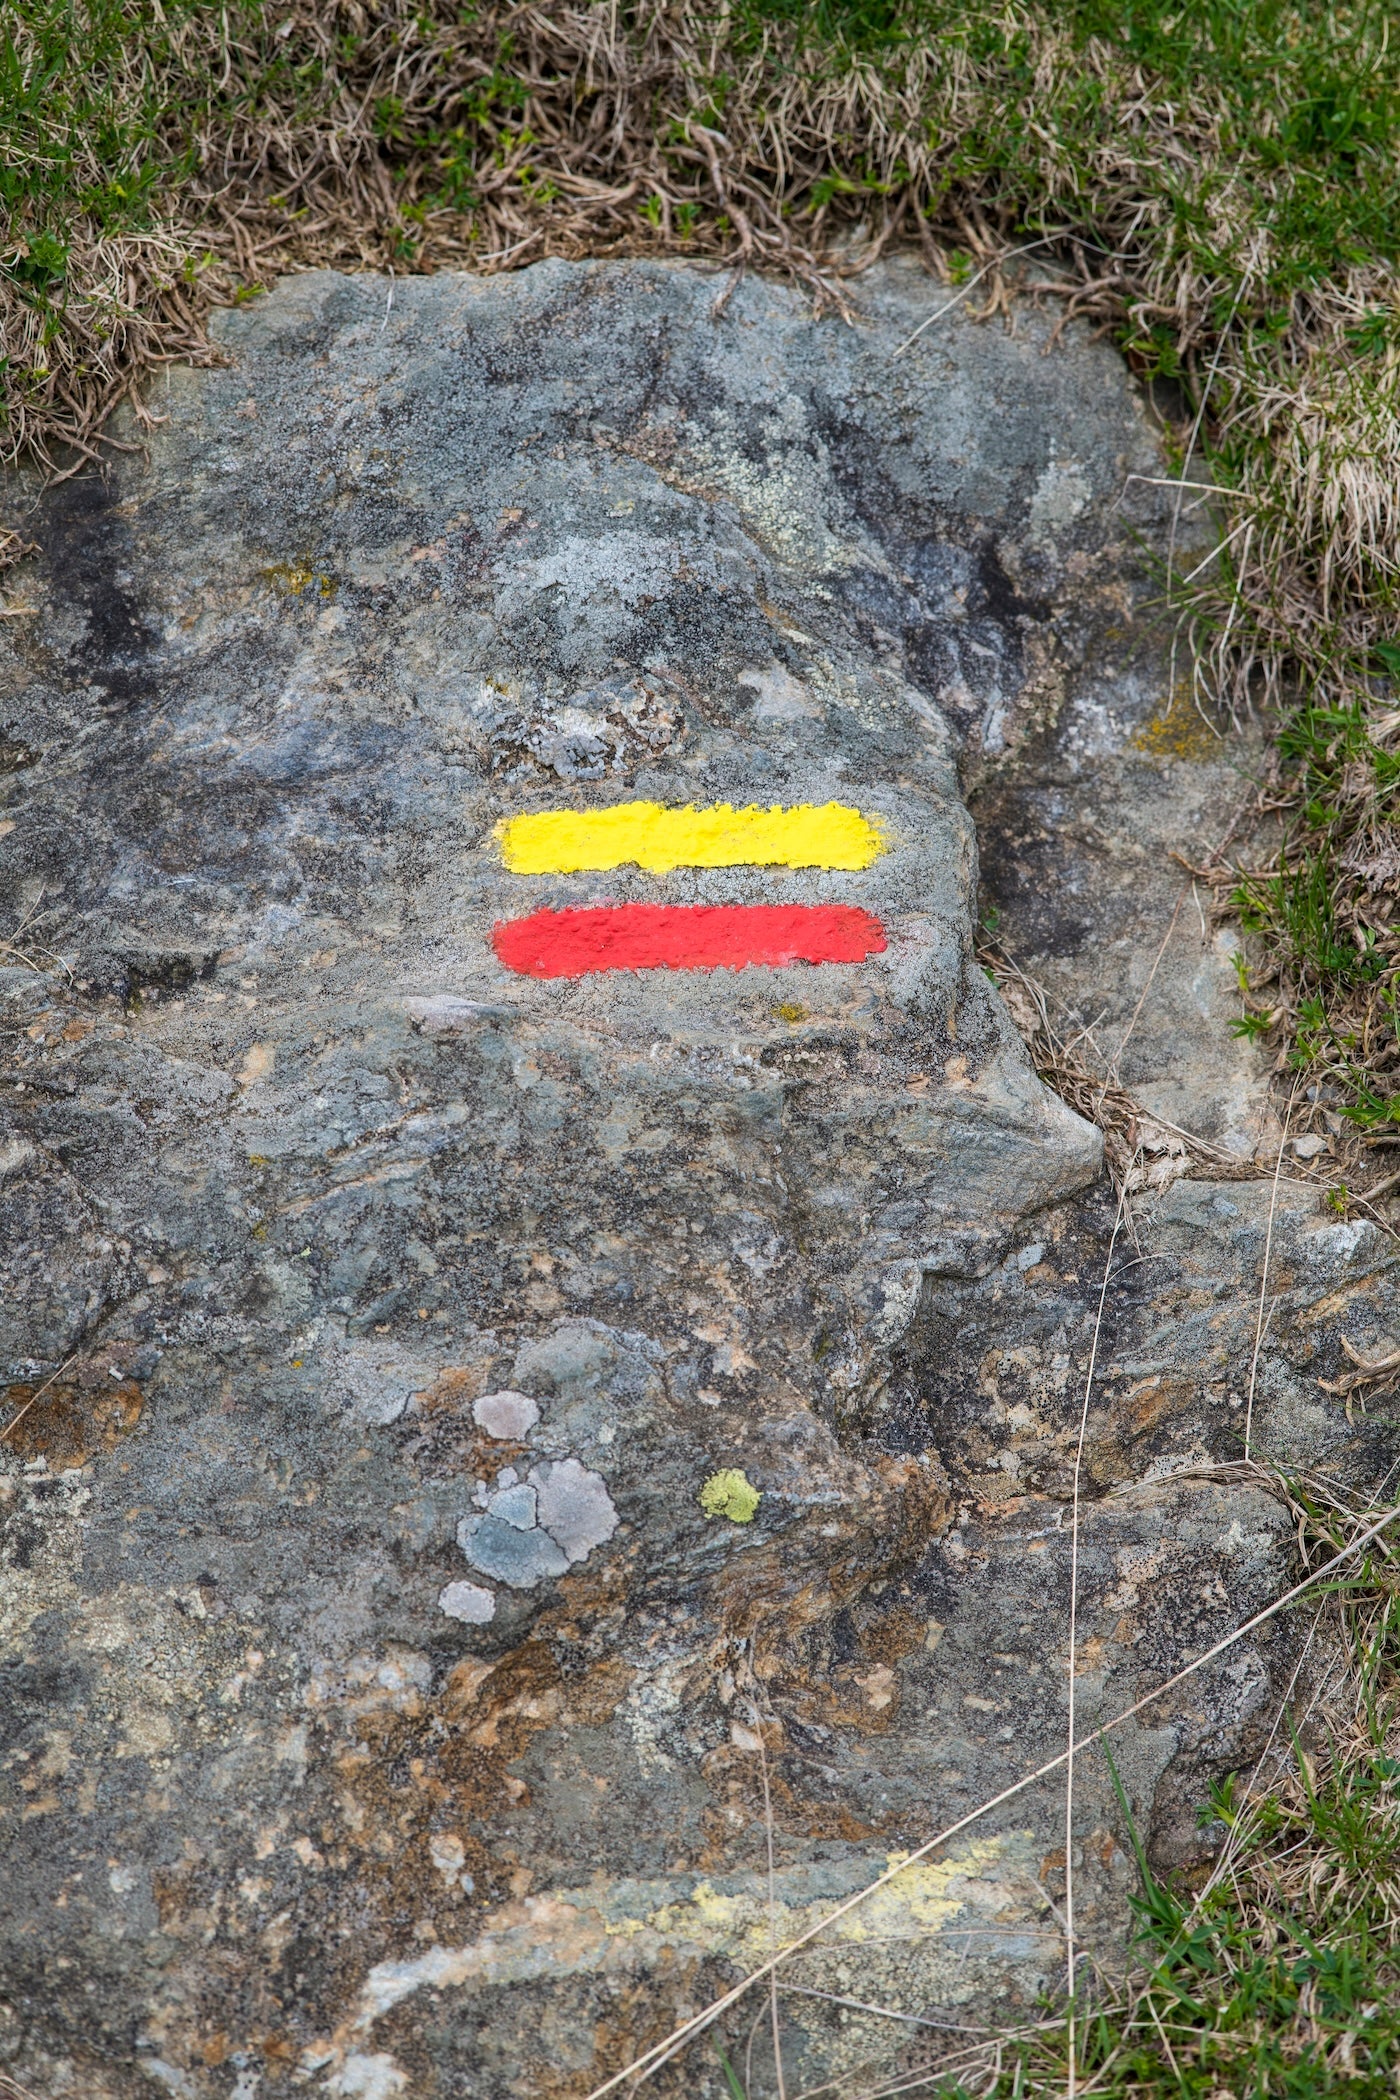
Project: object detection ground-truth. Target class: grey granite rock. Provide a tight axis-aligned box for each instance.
[0,257,1386,2100]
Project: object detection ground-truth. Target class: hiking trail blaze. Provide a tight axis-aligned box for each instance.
[492,800,888,977]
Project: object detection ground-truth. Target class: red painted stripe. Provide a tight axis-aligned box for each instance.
[493,902,887,979]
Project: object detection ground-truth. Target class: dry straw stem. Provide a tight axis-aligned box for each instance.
[977,939,1232,1196]
[580,1491,1400,2099]
[1065,1173,1131,2058]
[1244,1076,1301,1462]
[1319,1336,1400,1415]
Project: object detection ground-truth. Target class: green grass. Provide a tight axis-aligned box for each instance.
[2,1,188,242]
[8,4,1400,305]
[1227,691,1400,1121]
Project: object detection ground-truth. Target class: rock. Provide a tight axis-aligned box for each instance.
[0,256,1382,2099]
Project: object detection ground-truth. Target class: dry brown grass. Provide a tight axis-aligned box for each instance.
[0,1,1391,479]
[978,939,1202,1196]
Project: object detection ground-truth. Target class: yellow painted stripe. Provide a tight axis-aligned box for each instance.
[495,800,885,875]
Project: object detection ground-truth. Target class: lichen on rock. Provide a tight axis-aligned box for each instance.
[699,1467,762,1523]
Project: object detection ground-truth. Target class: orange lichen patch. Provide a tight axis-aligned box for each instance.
[763,1648,906,1737]
[444,1644,636,1745]
[409,1350,503,1415]
[851,1601,928,1667]
[1113,1373,1185,1438]
[1132,685,1227,762]
[698,1735,881,1856]
[1295,1270,1394,1325]
[691,1598,933,1868]
[444,1656,499,1713]
[253,2034,299,2069]
[327,1720,508,1932]
[1086,1372,1199,1487]
[508,1984,713,2100]
[1,1374,143,1465]
[550,1543,638,1617]
[305,1637,641,1955]
[1072,1634,1109,1676]
[412,1364,484,1413]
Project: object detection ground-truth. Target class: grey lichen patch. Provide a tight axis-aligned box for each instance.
[456,1458,618,1590]
[457,1513,570,1589]
[472,1389,541,1438]
[485,1480,537,1530]
[438,1579,496,1625]
[459,1520,570,1579]
[532,1457,619,1562]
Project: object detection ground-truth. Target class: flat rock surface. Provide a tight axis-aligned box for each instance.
[1,258,1394,2100]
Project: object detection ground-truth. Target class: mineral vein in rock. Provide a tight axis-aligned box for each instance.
[491,902,888,978]
[495,799,885,873]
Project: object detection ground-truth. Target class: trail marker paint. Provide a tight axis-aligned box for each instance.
[493,902,887,979]
[496,800,885,875]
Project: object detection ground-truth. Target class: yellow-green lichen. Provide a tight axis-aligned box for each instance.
[1131,684,1225,761]
[699,1468,760,1524]
[261,560,337,600]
